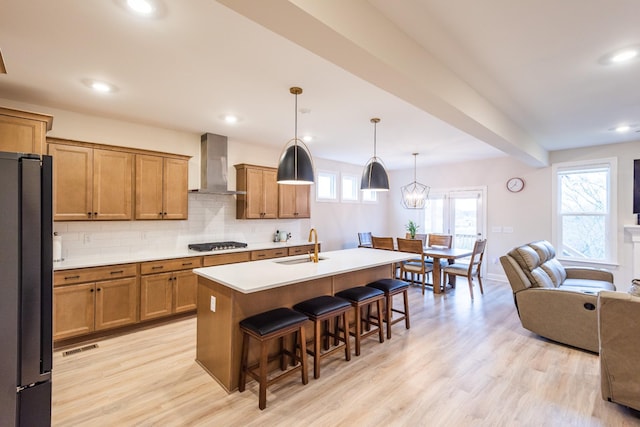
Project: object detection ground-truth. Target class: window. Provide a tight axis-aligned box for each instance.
[552,158,617,264]
[361,189,377,203]
[316,171,337,201]
[341,174,359,202]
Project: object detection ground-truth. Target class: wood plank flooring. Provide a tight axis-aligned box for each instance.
[52,280,640,426]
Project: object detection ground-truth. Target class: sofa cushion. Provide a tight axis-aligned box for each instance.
[541,258,567,287]
[509,245,555,288]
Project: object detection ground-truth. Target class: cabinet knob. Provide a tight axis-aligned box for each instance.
[94,212,98,216]
[159,212,163,216]
[87,212,92,218]
[97,288,102,292]
[163,212,167,216]
[90,288,94,293]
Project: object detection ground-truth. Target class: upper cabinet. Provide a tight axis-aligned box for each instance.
[47,137,189,221]
[135,155,188,220]
[235,164,278,219]
[278,184,310,218]
[48,140,133,221]
[0,107,53,155]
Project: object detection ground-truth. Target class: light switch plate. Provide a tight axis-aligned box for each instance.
[210,296,216,312]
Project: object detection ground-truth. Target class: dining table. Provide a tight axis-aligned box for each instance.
[423,247,474,293]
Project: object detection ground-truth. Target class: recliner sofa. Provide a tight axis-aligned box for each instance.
[500,240,615,353]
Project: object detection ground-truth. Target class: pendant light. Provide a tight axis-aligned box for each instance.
[276,87,315,185]
[360,118,389,191]
[401,153,430,209]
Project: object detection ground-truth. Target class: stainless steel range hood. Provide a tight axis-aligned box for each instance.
[195,133,245,195]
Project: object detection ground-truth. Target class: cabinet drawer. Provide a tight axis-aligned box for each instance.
[288,244,319,256]
[54,263,137,286]
[203,252,251,267]
[251,248,288,261]
[140,256,202,275]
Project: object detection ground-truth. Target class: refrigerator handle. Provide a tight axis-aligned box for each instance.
[41,155,53,373]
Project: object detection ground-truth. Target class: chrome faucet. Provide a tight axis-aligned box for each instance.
[308,228,319,263]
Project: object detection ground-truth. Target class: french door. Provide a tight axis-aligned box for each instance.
[423,188,486,250]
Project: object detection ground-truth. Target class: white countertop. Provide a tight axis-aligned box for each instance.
[53,240,318,270]
[193,247,414,294]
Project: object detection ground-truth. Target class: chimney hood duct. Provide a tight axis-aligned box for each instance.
[196,133,245,195]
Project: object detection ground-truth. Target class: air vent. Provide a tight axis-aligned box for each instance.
[62,343,99,357]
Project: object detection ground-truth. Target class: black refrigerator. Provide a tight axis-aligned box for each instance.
[0,151,53,426]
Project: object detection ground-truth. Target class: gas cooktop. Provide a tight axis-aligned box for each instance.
[188,241,248,252]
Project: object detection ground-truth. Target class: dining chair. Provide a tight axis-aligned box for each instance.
[442,239,487,299]
[358,232,373,248]
[405,233,427,247]
[372,236,395,250]
[427,233,453,249]
[397,238,434,295]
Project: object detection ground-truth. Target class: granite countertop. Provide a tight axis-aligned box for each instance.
[53,240,319,271]
[193,247,414,294]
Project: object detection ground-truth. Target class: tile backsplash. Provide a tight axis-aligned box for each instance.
[53,193,308,259]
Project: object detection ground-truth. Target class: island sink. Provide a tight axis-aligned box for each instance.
[274,256,327,265]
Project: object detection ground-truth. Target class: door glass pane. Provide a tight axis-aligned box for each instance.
[451,194,479,250]
[424,195,444,233]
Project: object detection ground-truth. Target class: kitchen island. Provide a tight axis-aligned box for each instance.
[193,247,413,392]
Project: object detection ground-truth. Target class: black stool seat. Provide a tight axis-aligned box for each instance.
[336,286,384,302]
[293,295,352,378]
[239,307,309,336]
[293,295,351,317]
[367,278,409,293]
[366,279,411,339]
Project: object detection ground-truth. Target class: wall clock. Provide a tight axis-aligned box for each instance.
[506,177,525,193]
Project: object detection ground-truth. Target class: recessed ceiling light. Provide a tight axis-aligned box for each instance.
[224,115,238,124]
[83,79,117,93]
[611,49,638,63]
[600,45,640,65]
[127,0,154,15]
[615,125,631,133]
[302,135,313,142]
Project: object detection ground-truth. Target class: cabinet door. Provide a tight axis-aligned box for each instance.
[140,273,173,321]
[93,149,133,220]
[245,167,265,218]
[95,277,138,330]
[278,184,297,218]
[294,185,311,218]
[0,114,46,155]
[135,154,164,220]
[49,144,93,221]
[53,283,95,340]
[279,185,310,218]
[262,169,278,218]
[163,157,188,219]
[173,271,197,313]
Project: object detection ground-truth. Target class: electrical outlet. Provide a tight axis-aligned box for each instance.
[210,296,216,312]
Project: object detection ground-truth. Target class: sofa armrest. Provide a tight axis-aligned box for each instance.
[598,291,640,411]
[565,267,613,283]
[515,287,600,352]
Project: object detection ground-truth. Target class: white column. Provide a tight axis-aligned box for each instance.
[624,225,640,278]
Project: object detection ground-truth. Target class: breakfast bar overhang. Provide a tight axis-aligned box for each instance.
[193,247,414,392]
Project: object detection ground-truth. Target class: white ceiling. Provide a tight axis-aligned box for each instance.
[0,0,638,170]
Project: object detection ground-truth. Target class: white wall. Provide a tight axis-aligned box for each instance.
[388,142,640,291]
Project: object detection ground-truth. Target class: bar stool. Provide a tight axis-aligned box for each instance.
[366,278,410,339]
[238,307,309,410]
[334,286,385,356]
[293,295,352,379]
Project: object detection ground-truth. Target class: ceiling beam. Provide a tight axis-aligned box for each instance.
[217,0,548,167]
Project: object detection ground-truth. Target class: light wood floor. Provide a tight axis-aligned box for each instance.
[52,279,640,426]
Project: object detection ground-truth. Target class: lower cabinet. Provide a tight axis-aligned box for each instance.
[53,276,138,341]
[139,257,201,321]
